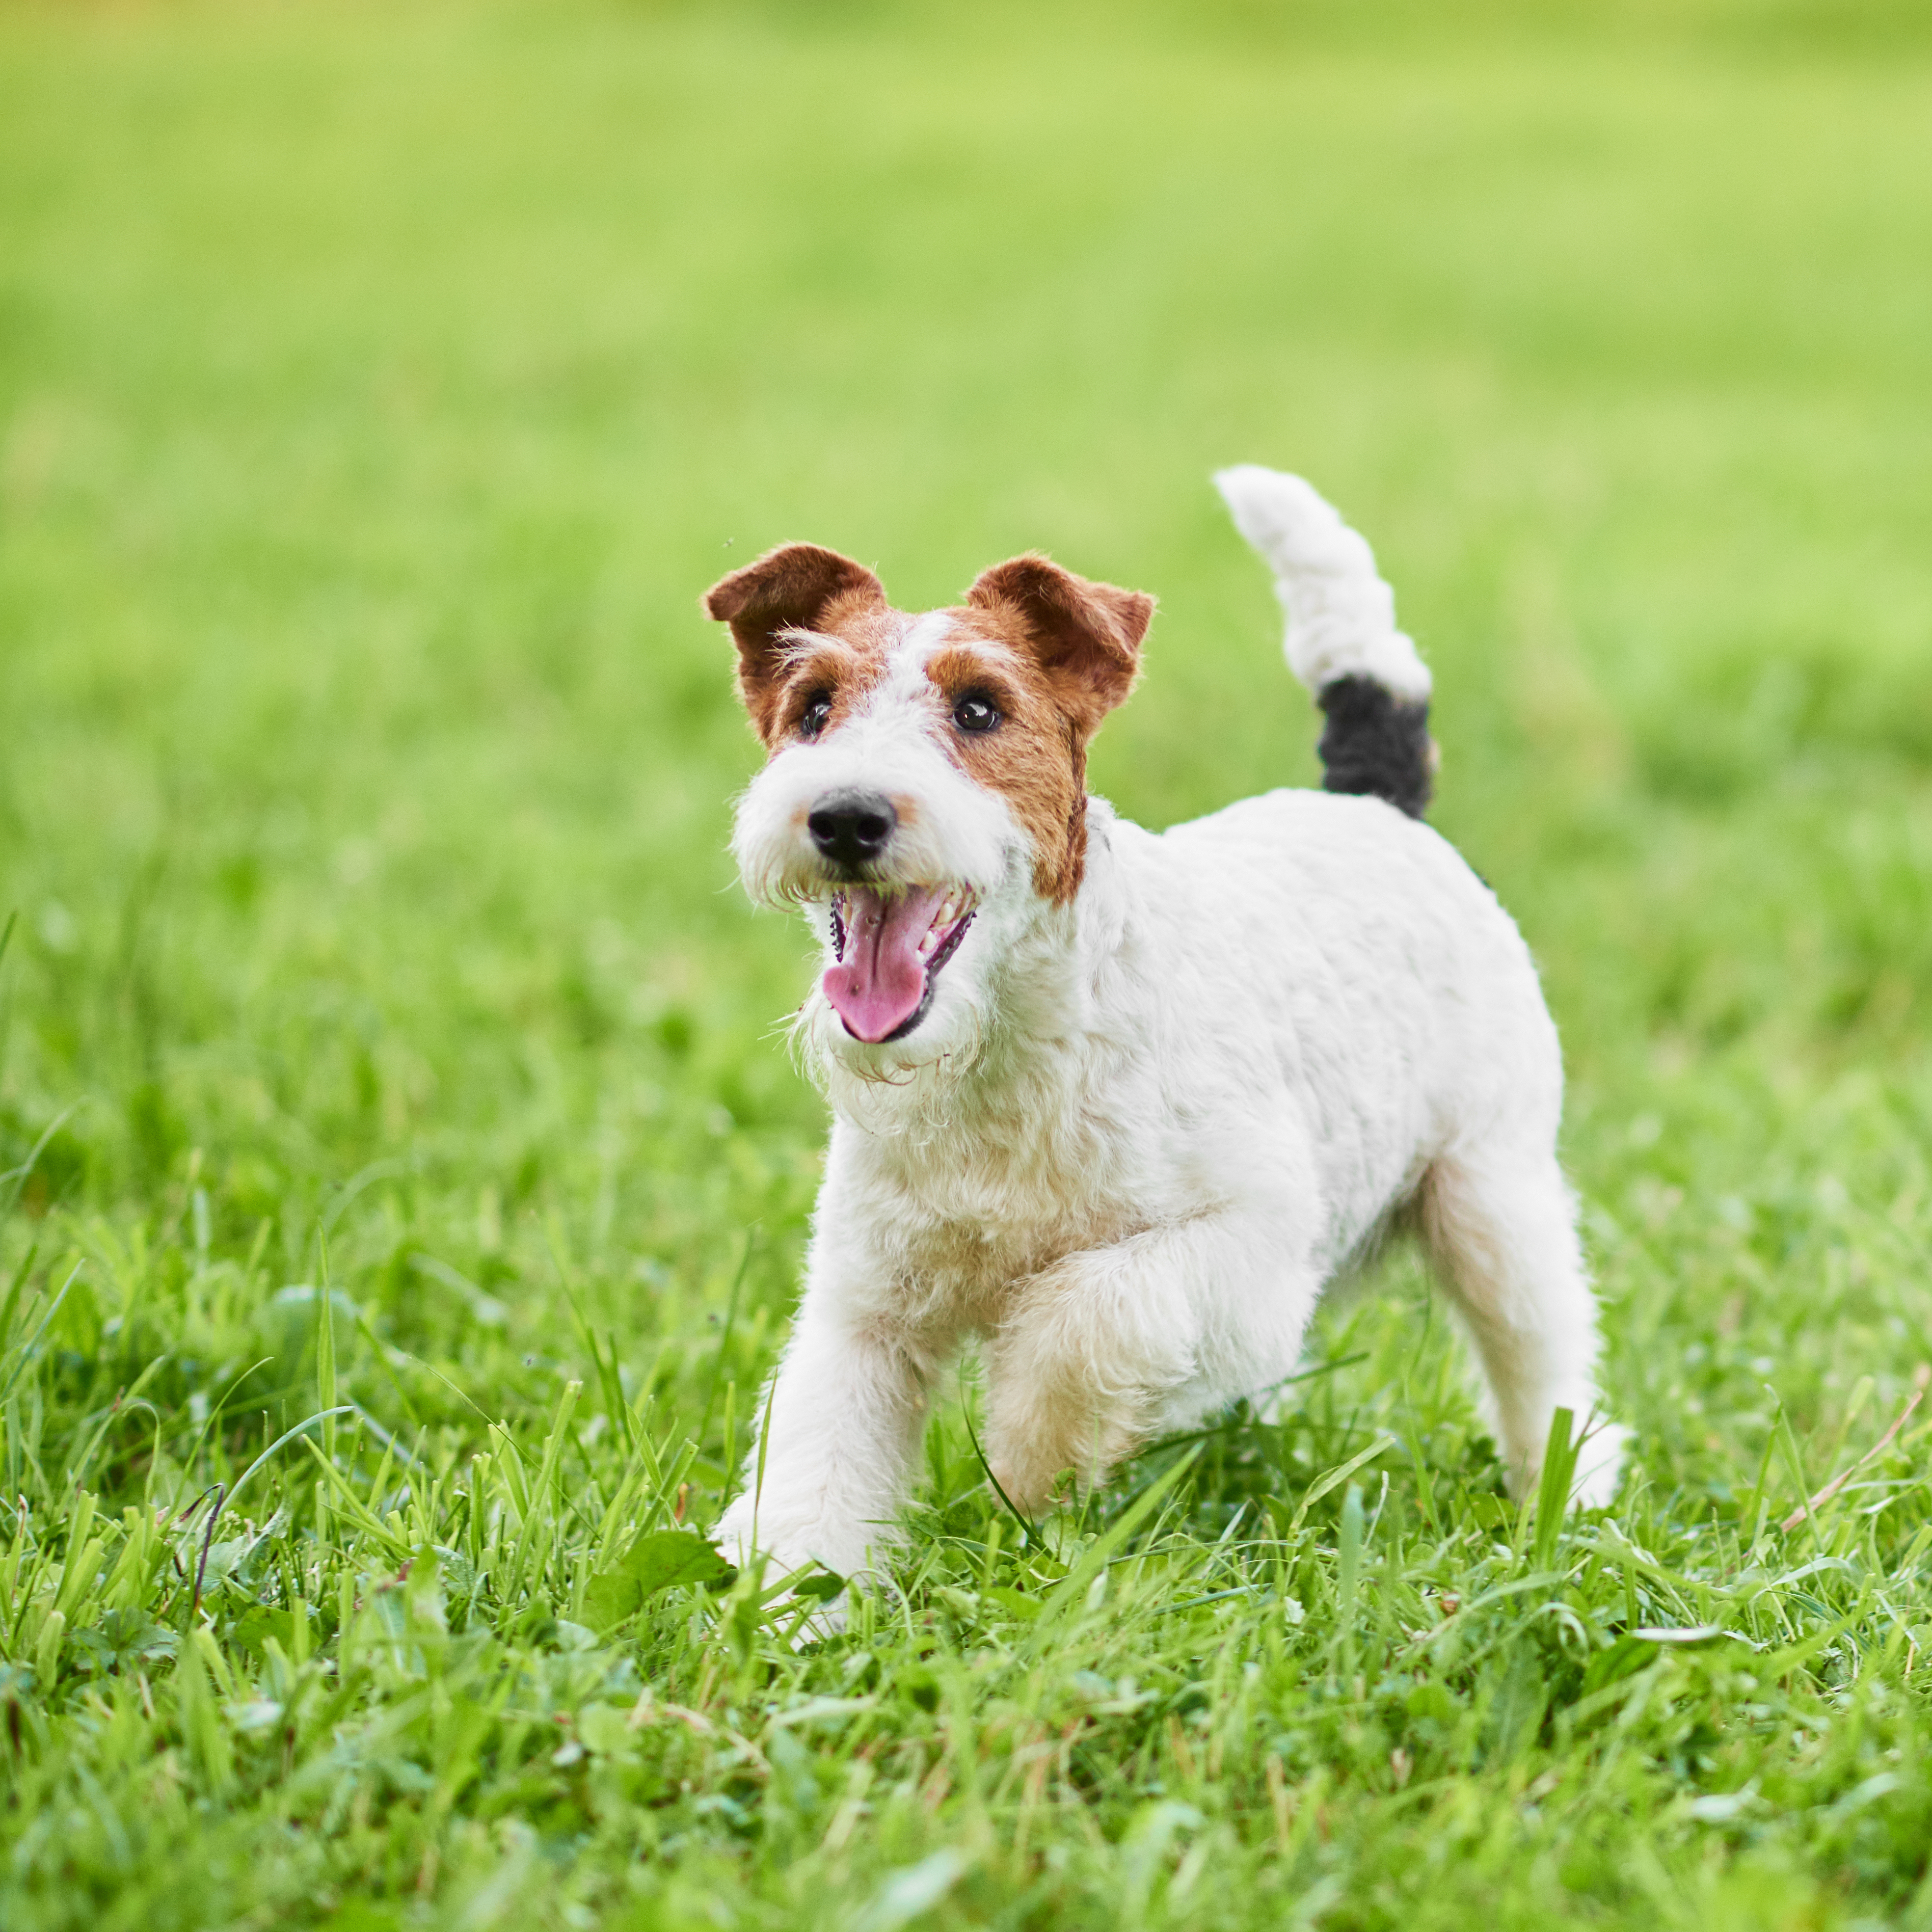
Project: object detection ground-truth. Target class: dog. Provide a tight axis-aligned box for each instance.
[704,467,1625,1588]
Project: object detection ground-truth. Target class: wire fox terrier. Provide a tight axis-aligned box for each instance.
[705,467,1625,1587]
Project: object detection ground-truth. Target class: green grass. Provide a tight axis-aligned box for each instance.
[3,0,1931,1924]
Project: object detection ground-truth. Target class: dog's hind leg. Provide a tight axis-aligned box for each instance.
[1419,1148,1626,1508]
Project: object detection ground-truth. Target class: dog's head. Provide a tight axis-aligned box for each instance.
[706,543,1153,1076]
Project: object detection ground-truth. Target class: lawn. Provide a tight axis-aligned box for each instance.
[3,0,1931,1925]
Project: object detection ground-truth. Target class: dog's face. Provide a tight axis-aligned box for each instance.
[707,544,1153,1073]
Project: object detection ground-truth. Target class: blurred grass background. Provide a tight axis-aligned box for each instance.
[3,1,1931,1925]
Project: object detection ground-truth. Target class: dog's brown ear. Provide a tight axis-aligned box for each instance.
[703,544,887,736]
[965,554,1152,726]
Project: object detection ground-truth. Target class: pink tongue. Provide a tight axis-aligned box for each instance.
[824,887,944,1042]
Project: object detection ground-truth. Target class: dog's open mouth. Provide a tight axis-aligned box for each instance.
[824,886,978,1043]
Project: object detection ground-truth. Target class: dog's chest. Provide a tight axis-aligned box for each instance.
[848,1104,1145,1314]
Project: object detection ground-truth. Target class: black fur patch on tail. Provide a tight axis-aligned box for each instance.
[1316,674,1434,818]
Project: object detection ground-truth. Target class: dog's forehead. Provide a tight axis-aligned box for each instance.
[879,610,983,691]
[808,607,1023,706]
[860,608,949,687]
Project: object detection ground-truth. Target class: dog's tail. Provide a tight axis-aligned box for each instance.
[1213,465,1435,818]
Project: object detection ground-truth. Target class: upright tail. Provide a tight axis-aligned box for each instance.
[1213,465,1436,819]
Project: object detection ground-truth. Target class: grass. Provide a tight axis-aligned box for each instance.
[2,0,1931,1924]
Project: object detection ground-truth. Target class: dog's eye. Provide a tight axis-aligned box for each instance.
[799,692,833,740]
[953,694,1000,735]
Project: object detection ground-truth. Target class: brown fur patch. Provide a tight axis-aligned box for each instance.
[953,557,1155,901]
[965,554,1152,726]
[918,635,1088,901]
[702,544,887,743]
[760,630,892,749]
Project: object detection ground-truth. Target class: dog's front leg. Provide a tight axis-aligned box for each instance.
[983,1214,1318,1512]
[712,1276,939,1587]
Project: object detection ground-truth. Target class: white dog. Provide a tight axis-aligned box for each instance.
[705,467,1624,1586]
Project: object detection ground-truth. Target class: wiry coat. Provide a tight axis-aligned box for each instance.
[706,468,1624,1587]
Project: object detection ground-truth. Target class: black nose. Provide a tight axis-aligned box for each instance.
[808,792,897,870]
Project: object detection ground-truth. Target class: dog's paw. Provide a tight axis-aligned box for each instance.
[1571,1420,1630,1511]
[713,1500,872,1594]
[712,1497,760,1575]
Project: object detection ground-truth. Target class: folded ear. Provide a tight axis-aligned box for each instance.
[703,543,887,730]
[965,554,1153,725]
